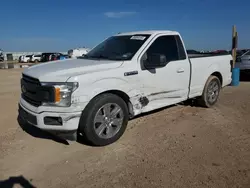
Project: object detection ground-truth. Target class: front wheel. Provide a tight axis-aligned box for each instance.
[198,75,221,108]
[78,93,129,146]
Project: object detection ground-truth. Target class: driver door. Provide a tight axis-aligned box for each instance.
[138,34,190,112]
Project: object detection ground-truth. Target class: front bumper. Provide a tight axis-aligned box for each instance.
[18,102,82,141]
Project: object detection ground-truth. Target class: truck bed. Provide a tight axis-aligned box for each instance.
[188,54,232,98]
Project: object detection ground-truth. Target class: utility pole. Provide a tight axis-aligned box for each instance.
[231,25,240,86]
[231,25,237,68]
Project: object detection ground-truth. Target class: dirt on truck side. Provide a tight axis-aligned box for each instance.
[0,69,250,188]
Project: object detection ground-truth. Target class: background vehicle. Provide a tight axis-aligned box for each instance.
[19,55,33,63]
[40,53,54,62]
[50,53,65,61]
[62,54,69,58]
[186,49,200,54]
[0,49,4,61]
[31,54,41,62]
[186,49,203,57]
[235,50,250,72]
[40,52,63,62]
[59,54,69,60]
[68,48,90,58]
[211,50,230,55]
[19,30,232,146]
[18,55,22,62]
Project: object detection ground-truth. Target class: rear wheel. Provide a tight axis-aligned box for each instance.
[198,75,221,108]
[78,93,129,146]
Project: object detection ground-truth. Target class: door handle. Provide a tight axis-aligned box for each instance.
[177,68,184,73]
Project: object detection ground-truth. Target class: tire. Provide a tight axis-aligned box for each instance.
[198,75,221,108]
[78,93,129,146]
[34,59,39,63]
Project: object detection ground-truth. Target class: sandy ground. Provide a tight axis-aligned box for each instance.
[0,69,250,188]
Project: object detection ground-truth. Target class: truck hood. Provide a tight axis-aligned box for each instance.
[23,58,123,82]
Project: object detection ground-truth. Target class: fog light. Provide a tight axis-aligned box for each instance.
[44,116,63,126]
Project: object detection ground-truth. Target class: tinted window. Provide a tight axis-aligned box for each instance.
[85,35,150,60]
[41,53,53,62]
[145,35,179,62]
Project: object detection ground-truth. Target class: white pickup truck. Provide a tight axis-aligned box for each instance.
[18,30,232,146]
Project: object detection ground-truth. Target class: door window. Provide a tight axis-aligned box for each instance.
[146,36,179,62]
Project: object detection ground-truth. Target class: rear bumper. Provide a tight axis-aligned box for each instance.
[18,103,82,141]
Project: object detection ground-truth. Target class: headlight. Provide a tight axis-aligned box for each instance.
[41,82,79,107]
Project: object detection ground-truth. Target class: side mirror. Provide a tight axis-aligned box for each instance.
[144,53,167,69]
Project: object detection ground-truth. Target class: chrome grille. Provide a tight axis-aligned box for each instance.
[21,74,42,107]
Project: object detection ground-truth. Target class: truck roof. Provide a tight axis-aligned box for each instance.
[116,30,179,36]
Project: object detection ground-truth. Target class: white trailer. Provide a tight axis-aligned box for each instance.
[68,48,90,58]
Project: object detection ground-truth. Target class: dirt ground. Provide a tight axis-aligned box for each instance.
[0,69,250,188]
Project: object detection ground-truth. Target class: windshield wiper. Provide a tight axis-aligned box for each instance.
[85,54,111,60]
[80,54,120,60]
[95,54,110,59]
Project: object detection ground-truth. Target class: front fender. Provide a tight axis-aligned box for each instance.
[72,77,141,104]
[90,77,141,98]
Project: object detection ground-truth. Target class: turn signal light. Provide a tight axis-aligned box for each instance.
[55,87,61,102]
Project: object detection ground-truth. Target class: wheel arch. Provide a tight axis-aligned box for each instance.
[211,71,223,86]
[92,89,134,118]
[80,88,135,120]
[201,71,223,95]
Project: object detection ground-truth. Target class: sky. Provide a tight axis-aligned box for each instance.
[0,0,249,52]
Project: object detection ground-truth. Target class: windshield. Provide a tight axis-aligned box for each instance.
[83,34,151,60]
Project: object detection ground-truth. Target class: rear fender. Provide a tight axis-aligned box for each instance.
[202,63,220,88]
